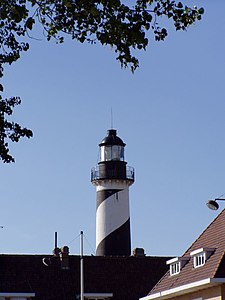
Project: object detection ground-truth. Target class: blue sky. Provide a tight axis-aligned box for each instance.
[1,1,225,256]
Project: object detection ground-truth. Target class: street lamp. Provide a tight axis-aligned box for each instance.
[206,198,225,210]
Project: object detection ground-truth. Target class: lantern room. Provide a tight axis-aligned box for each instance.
[99,129,125,162]
[91,129,134,182]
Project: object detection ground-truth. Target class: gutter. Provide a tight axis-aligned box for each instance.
[140,278,225,300]
[0,293,35,297]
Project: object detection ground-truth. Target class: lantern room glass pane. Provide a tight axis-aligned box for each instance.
[100,145,124,161]
[105,146,112,161]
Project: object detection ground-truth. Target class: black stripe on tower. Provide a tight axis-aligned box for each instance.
[96,189,121,208]
[96,218,131,256]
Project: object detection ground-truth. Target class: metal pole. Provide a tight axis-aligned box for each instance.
[55,232,57,249]
[80,231,84,300]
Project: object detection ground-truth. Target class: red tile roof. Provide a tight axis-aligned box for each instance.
[148,208,225,297]
[0,254,170,300]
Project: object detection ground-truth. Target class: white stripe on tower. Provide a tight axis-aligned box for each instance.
[96,187,129,251]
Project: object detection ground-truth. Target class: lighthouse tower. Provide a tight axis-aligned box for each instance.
[91,129,135,256]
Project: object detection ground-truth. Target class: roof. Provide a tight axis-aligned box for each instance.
[0,254,170,300]
[147,208,225,298]
[99,129,125,146]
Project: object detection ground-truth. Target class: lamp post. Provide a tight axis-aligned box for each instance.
[206,198,225,210]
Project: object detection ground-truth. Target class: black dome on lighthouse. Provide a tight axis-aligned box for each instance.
[99,129,126,146]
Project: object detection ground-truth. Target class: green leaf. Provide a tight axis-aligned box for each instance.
[199,7,204,15]
[26,17,35,30]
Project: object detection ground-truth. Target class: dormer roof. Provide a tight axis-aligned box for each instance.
[144,208,225,299]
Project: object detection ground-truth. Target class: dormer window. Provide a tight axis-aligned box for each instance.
[170,261,180,275]
[190,248,215,269]
[166,257,189,276]
[194,252,206,267]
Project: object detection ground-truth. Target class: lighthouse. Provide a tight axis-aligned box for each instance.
[91,129,135,256]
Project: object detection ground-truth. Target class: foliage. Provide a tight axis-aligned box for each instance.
[0,95,33,163]
[0,0,204,162]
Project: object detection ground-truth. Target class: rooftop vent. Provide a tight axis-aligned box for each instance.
[60,246,70,270]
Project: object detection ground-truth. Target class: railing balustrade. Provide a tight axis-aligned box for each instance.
[91,165,134,181]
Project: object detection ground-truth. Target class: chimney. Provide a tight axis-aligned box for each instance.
[133,248,146,257]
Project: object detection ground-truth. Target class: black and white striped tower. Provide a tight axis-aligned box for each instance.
[91,129,135,256]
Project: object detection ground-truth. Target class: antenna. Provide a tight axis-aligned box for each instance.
[55,232,58,249]
[53,232,60,256]
[111,107,113,129]
[42,257,52,267]
[42,231,61,267]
